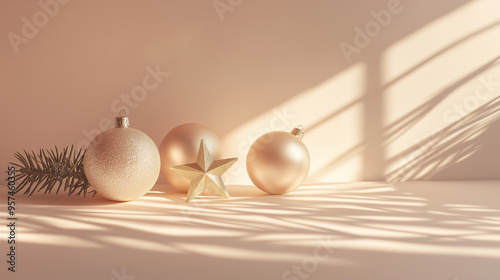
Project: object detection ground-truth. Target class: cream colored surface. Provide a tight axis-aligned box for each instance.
[1,181,499,279]
[1,0,500,185]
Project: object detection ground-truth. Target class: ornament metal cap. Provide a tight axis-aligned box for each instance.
[115,110,129,128]
[290,125,305,140]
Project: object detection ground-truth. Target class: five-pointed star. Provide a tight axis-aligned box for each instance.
[170,139,238,202]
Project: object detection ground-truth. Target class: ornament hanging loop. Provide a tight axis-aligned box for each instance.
[115,110,129,128]
[290,125,305,140]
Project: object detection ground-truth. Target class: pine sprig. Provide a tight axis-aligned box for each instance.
[8,146,96,197]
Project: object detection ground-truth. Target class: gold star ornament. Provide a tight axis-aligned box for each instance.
[170,139,238,202]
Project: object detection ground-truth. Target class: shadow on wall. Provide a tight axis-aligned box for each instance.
[305,0,499,181]
[305,23,500,182]
[387,97,500,181]
[307,55,500,182]
[2,0,499,184]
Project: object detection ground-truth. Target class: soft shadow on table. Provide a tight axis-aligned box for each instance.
[8,181,500,280]
[13,192,116,206]
[147,183,269,202]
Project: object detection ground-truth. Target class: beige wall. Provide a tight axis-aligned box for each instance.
[1,0,499,185]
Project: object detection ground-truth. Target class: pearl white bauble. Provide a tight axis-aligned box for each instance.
[246,128,310,195]
[84,124,160,202]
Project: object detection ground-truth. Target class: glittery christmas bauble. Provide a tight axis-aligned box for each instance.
[159,123,220,192]
[246,126,310,195]
[84,113,160,201]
